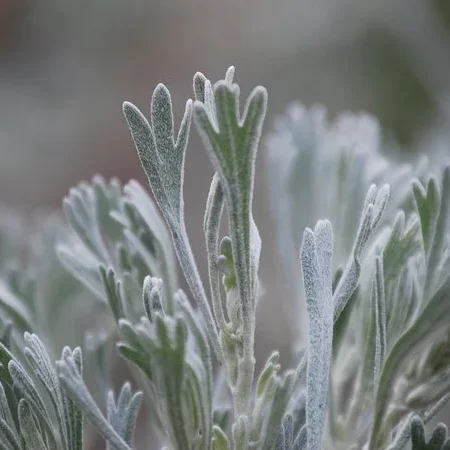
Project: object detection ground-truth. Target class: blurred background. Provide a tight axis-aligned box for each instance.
[1,0,450,400]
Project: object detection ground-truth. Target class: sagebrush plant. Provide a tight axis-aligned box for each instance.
[0,66,449,450]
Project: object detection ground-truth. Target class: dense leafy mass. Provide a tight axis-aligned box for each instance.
[0,67,449,449]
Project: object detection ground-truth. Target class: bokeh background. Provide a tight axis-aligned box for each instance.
[2,1,450,443]
[1,0,450,203]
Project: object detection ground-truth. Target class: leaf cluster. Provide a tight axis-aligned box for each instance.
[0,65,449,450]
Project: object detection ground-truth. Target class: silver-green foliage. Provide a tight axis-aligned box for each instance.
[0,66,449,450]
[267,103,450,449]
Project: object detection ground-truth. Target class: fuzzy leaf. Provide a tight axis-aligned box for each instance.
[60,347,83,450]
[362,254,387,391]
[8,359,57,448]
[99,266,126,322]
[0,383,18,443]
[204,174,227,331]
[123,84,220,357]
[57,348,132,450]
[106,382,143,449]
[18,400,48,450]
[409,416,450,450]
[333,184,390,321]
[63,184,109,263]
[300,220,333,450]
[0,416,21,450]
[382,211,421,286]
[23,333,68,447]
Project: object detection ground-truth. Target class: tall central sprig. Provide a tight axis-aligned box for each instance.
[122,67,267,444]
[193,68,267,418]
